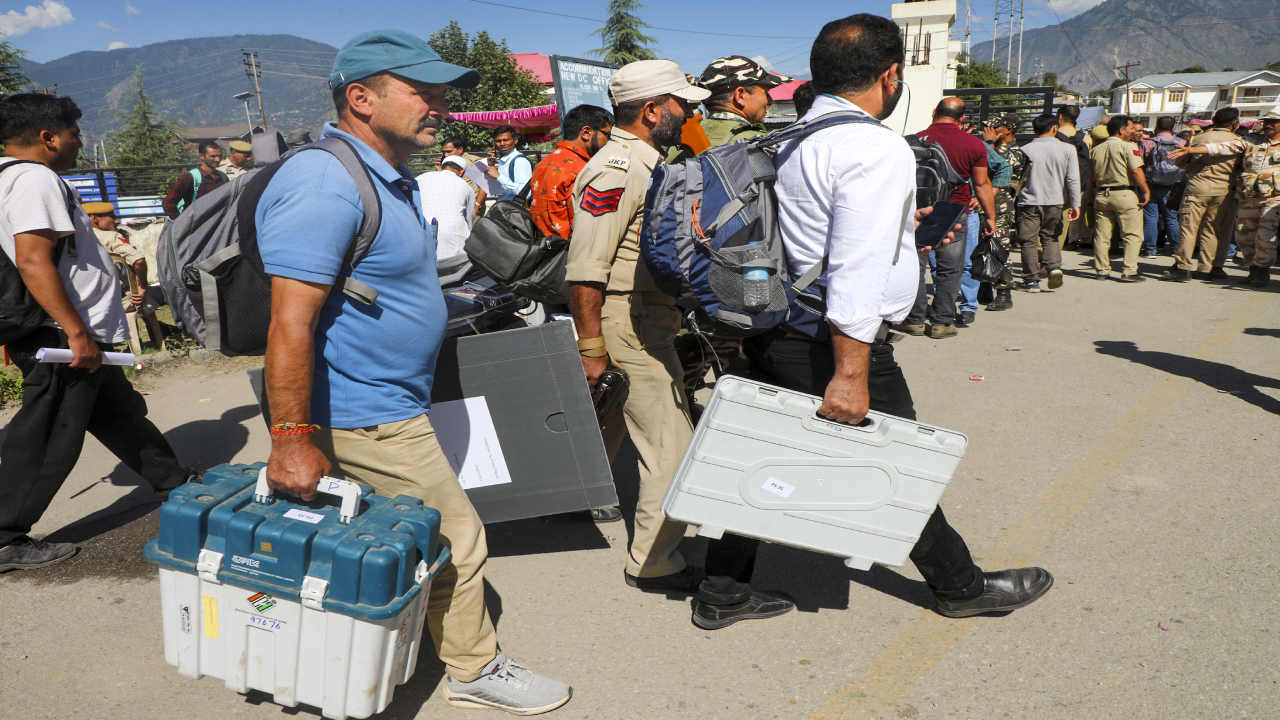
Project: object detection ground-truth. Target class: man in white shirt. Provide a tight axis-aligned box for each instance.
[415,154,476,260]
[0,94,190,573]
[484,124,533,202]
[740,14,1054,618]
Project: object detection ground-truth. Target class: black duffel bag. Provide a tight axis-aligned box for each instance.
[464,183,569,306]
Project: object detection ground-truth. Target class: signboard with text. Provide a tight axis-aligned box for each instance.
[549,56,619,130]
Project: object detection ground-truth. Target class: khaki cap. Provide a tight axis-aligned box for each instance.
[228,140,253,153]
[609,60,711,106]
[82,201,115,215]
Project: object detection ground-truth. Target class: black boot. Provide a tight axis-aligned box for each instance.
[1251,266,1271,288]
[986,288,1013,311]
[1238,266,1260,285]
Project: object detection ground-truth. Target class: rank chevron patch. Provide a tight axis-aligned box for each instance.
[581,186,625,216]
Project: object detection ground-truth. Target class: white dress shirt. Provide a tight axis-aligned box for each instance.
[414,170,476,260]
[494,148,534,201]
[774,94,919,344]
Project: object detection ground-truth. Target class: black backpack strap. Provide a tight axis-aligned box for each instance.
[297,136,383,305]
[0,160,74,263]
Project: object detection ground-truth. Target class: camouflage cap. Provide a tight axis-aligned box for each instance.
[985,112,1021,130]
[698,55,793,94]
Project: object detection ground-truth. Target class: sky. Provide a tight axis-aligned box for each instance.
[2,0,1104,73]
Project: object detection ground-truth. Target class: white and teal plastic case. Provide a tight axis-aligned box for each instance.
[662,376,968,570]
[145,463,450,720]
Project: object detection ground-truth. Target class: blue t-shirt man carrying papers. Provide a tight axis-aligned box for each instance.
[258,28,571,716]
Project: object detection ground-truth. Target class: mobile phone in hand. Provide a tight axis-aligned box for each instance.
[915,201,967,249]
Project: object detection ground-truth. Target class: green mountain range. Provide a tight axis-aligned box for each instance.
[21,34,339,142]
[972,0,1280,91]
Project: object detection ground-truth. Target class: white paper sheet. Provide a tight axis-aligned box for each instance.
[431,397,514,490]
[36,348,136,366]
[463,159,507,197]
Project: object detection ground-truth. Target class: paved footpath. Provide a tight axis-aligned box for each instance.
[2,250,1278,719]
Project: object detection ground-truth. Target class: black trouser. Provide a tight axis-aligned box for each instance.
[0,327,187,547]
[906,215,968,326]
[699,330,984,605]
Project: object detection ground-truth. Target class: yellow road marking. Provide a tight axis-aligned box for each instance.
[812,294,1268,719]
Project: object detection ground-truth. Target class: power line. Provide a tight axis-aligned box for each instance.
[242,47,337,56]
[41,50,243,89]
[1043,0,1111,90]
[465,0,814,39]
[259,69,328,80]
[1031,16,1280,32]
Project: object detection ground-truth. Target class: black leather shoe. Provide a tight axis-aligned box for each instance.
[692,590,795,629]
[986,289,1013,311]
[1208,266,1230,280]
[589,506,622,523]
[957,310,976,326]
[1237,267,1259,285]
[1159,267,1191,282]
[1116,274,1146,283]
[934,567,1054,618]
[625,566,702,594]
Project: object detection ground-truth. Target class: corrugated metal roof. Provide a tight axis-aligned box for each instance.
[1130,71,1278,88]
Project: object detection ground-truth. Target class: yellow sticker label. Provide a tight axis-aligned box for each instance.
[260,541,272,553]
[202,595,219,639]
[605,156,630,171]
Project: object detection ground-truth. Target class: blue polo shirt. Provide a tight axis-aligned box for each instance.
[257,123,445,429]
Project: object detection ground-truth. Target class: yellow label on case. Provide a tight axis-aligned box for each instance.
[260,541,272,553]
[202,595,219,639]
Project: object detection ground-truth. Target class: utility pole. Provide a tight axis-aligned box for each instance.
[1115,61,1140,115]
[963,0,971,57]
[242,51,268,131]
[1015,0,1026,86]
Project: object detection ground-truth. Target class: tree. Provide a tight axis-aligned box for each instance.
[1222,67,1235,71]
[1172,65,1207,74]
[106,70,195,172]
[956,54,1011,88]
[588,0,659,65]
[0,31,30,94]
[1110,78,1128,89]
[428,21,549,151]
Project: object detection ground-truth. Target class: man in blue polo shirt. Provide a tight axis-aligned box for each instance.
[259,30,571,716]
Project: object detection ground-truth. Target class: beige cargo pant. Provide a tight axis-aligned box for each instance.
[1093,188,1143,277]
[1175,194,1229,272]
[313,415,498,682]
[1234,196,1280,268]
[599,291,693,579]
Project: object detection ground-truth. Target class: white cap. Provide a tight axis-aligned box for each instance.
[609,60,712,106]
[441,155,468,170]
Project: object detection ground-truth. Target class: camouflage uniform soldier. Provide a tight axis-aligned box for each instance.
[667,56,791,413]
[1170,110,1280,288]
[982,113,1026,311]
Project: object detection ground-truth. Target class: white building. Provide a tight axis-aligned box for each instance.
[1110,70,1280,126]
[884,0,962,135]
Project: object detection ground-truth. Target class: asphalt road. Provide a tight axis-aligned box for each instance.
[1,248,1278,720]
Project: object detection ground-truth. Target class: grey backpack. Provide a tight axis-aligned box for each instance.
[156,134,382,354]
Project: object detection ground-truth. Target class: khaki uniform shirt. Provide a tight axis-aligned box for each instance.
[566,127,663,295]
[94,227,144,266]
[1090,136,1143,188]
[1178,127,1240,197]
[217,158,250,181]
[667,112,766,164]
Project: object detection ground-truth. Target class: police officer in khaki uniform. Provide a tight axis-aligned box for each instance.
[84,201,147,309]
[1160,107,1244,281]
[218,139,253,180]
[1086,114,1150,280]
[667,56,791,413]
[568,61,706,594]
[567,61,795,629]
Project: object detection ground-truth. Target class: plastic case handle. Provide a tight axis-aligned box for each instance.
[254,467,363,524]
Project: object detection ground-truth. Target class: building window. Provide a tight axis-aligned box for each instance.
[1244,87,1261,98]
[1220,89,1230,101]
[1241,110,1260,117]
[1132,91,1148,103]
[1167,90,1185,103]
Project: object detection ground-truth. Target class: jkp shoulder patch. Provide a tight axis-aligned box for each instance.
[605,156,630,171]
[581,186,625,216]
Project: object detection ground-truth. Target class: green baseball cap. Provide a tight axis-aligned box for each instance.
[329,29,480,92]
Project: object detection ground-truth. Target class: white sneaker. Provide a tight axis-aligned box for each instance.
[445,655,571,715]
